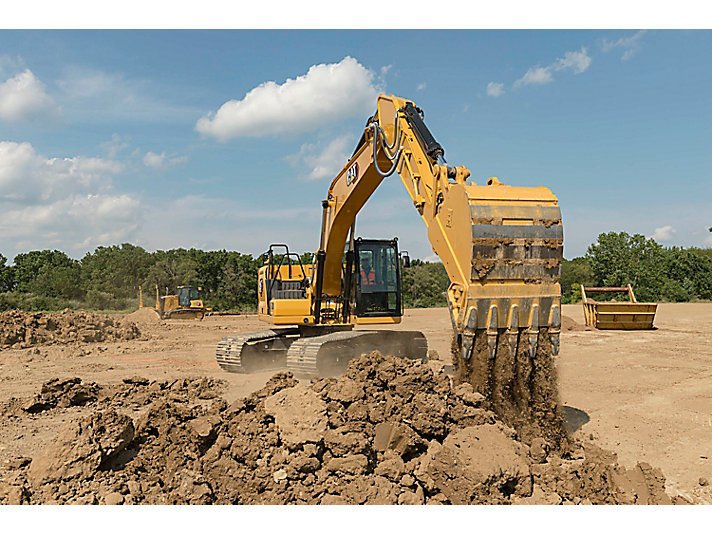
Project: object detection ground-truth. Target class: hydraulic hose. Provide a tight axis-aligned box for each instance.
[372,122,403,177]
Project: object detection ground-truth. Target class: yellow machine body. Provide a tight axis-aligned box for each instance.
[257,263,315,325]
[155,285,206,320]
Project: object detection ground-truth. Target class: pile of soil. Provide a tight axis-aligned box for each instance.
[562,315,586,332]
[0,352,675,505]
[124,308,161,326]
[0,310,140,349]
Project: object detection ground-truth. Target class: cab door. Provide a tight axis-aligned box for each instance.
[353,238,402,318]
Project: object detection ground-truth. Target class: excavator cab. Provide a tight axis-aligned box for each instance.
[354,238,402,318]
[177,286,202,308]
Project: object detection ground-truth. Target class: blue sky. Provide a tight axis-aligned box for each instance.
[0,29,710,262]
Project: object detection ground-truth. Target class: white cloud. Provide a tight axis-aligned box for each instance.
[195,56,381,141]
[486,82,505,97]
[602,30,648,61]
[514,66,553,87]
[288,135,353,181]
[143,151,165,168]
[380,65,392,76]
[0,141,123,203]
[555,48,592,74]
[0,194,142,251]
[99,134,131,159]
[650,225,676,242]
[416,82,427,91]
[0,141,141,256]
[0,69,59,122]
[143,151,188,169]
[514,47,591,88]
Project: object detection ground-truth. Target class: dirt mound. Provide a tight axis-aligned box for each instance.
[0,309,141,349]
[0,351,675,505]
[562,315,586,331]
[124,308,161,326]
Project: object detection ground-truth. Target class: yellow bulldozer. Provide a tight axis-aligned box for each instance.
[216,94,563,393]
[139,284,207,320]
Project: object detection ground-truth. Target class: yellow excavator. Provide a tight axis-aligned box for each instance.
[216,94,562,393]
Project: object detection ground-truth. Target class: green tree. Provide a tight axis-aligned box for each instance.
[299,252,315,265]
[661,247,712,301]
[586,232,666,302]
[144,249,199,296]
[81,243,154,299]
[212,252,261,311]
[560,257,594,303]
[13,250,82,299]
[0,253,15,292]
[401,260,449,308]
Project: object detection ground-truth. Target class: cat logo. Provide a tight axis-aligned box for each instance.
[346,163,359,186]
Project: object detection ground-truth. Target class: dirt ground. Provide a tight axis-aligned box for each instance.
[382,305,712,500]
[1,304,710,502]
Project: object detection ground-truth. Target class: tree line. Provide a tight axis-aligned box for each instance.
[0,245,262,312]
[561,232,712,303]
[1,232,710,313]
[0,244,450,313]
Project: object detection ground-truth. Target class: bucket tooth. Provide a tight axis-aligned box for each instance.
[549,304,561,329]
[549,304,561,356]
[487,305,498,360]
[461,335,474,361]
[465,306,478,331]
[507,304,519,355]
[461,306,477,361]
[527,304,539,358]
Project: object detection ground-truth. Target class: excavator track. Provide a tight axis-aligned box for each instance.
[287,330,428,377]
[215,328,300,373]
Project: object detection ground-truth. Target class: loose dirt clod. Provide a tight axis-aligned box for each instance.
[22,377,99,413]
[0,351,674,505]
[0,309,140,349]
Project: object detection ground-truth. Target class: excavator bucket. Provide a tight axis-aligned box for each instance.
[461,177,562,356]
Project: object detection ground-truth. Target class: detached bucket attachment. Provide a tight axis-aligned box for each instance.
[581,284,657,330]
